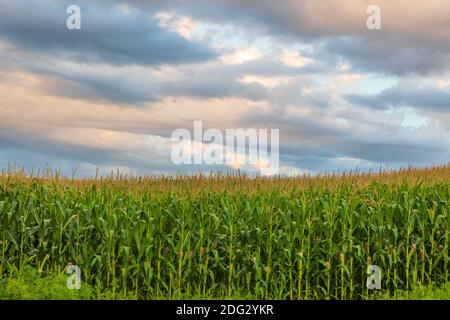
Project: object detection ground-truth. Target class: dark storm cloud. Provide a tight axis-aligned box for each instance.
[0,0,215,66]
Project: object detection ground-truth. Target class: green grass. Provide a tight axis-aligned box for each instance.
[373,282,450,300]
[1,267,449,300]
[0,166,449,300]
[0,266,92,300]
[0,266,138,300]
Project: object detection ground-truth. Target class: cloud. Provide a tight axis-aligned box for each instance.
[346,82,450,112]
[1,46,319,104]
[325,37,450,75]
[118,0,450,75]
[0,0,215,67]
[0,0,449,175]
[221,47,263,65]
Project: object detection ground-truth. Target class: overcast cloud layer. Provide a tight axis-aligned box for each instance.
[0,0,449,176]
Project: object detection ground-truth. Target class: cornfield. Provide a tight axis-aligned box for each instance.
[0,165,449,299]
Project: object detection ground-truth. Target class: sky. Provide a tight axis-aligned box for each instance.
[0,0,449,176]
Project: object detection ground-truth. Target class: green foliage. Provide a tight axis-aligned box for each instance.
[0,266,92,300]
[0,173,449,299]
[377,282,450,300]
[405,283,450,300]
